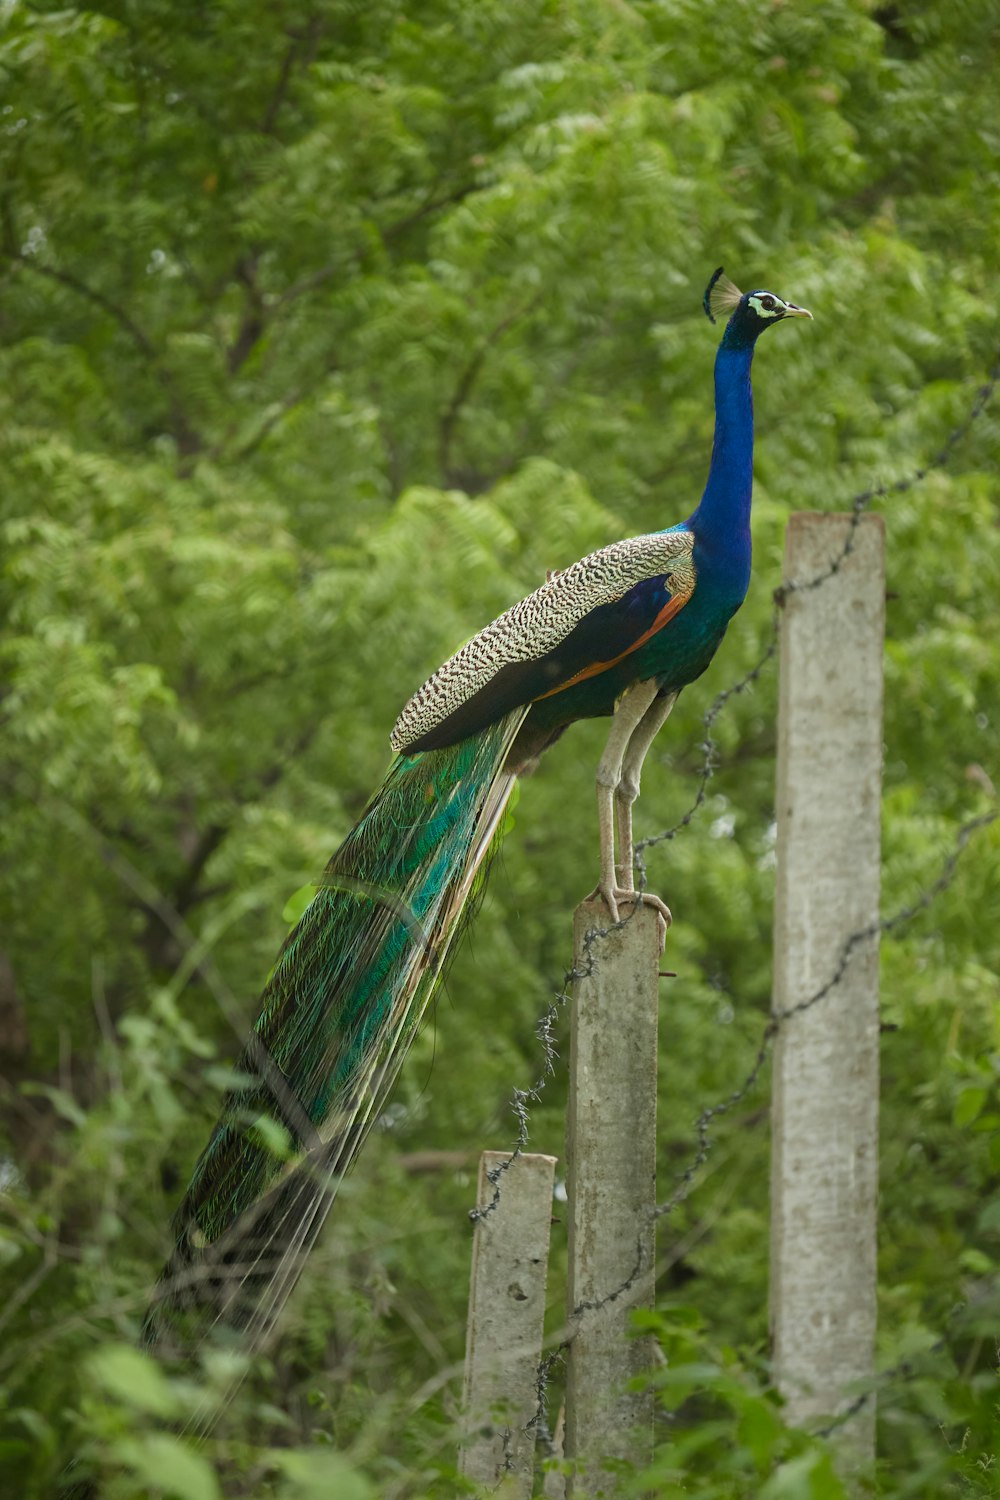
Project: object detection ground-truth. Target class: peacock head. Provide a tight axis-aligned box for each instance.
[703,268,812,349]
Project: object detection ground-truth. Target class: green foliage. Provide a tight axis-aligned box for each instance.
[1,0,999,1494]
[627,1303,1000,1498]
[627,1306,852,1499]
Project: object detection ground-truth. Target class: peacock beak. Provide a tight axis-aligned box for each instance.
[782,303,813,319]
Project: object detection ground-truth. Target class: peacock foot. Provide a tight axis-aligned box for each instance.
[589,884,672,951]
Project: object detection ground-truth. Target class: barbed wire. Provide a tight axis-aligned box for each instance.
[653,805,996,1224]
[505,803,996,1457]
[468,976,572,1224]
[469,901,613,1223]
[807,1272,1000,1443]
[479,343,1000,1230]
[483,347,1000,1453]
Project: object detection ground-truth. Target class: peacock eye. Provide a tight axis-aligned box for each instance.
[760,295,776,310]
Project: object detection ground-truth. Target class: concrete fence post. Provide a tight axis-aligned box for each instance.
[770,513,885,1467]
[565,898,660,1497]
[460,1149,558,1494]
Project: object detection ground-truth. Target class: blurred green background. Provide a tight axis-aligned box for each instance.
[1,1,998,1494]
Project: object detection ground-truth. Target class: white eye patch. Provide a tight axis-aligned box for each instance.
[747,293,784,318]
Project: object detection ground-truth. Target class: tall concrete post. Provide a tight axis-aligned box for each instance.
[770,513,884,1465]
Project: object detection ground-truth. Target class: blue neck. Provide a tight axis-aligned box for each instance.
[689,343,755,548]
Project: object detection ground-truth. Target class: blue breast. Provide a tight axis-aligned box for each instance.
[634,565,746,692]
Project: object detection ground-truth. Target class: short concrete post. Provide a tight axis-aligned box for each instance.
[565,899,659,1497]
[460,1150,558,1494]
[770,513,884,1466]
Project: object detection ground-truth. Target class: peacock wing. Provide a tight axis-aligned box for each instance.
[391,529,696,753]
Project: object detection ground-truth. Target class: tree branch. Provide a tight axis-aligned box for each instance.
[272,179,479,313]
[226,254,266,374]
[2,231,203,457]
[169,720,322,920]
[261,15,324,135]
[3,251,157,359]
[381,178,479,243]
[261,40,300,135]
[438,294,543,483]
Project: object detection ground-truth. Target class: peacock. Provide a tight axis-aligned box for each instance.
[144,270,811,1350]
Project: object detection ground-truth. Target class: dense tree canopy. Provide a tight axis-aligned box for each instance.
[1,1,998,1495]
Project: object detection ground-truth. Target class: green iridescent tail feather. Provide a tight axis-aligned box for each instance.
[144,709,527,1351]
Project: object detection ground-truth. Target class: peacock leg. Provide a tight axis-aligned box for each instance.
[617,690,677,933]
[592,679,659,924]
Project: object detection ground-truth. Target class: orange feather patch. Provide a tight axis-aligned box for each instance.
[534,586,692,701]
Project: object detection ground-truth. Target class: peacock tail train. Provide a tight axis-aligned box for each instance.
[144,707,527,1352]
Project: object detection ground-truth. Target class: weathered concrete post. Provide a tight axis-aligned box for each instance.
[460,1150,558,1495]
[770,513,884,1466]
[565,898,660,1497]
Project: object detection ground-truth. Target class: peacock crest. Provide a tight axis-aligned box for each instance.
[703,267,744,324]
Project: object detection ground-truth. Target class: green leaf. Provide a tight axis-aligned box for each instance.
[737,1394,785,1469]
[758,1449,847,1499]
[249,1113,294,1161]
[976,1196,1000,1233]
[0,1231,23,1267]
[282,882,317,925]
[0,1441,31,1461]
[270,1447,374,1499]
[953,1087,987,1128]
[113,1434,222,1500]
[202,1065,261,1093]
[19,1083,86,1129]
[88,1344,180,1419]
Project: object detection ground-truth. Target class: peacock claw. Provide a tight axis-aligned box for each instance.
[589,885,672,952]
